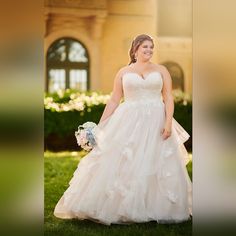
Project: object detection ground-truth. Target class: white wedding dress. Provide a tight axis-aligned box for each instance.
[54,71,192,225]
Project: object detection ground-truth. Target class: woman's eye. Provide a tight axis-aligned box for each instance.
[142,45,153,49]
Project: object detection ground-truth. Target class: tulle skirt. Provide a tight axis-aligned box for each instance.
[54,99,192,225]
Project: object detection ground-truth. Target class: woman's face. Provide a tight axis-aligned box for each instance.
[135,40,154,62]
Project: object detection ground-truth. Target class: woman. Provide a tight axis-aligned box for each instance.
[54,34,192,225]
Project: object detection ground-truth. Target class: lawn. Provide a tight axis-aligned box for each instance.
[44,151,192,236]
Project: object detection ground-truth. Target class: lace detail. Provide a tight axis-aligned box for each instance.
[167,191,178,203]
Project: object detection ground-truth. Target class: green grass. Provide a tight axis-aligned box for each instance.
[45,151,192,236]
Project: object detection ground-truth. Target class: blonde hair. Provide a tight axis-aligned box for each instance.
[128,34,154,65]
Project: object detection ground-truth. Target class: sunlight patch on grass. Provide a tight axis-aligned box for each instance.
[44,150,88,159]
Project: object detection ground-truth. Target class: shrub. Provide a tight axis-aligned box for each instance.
[44,89,192,151]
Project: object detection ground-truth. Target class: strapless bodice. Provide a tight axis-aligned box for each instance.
[122,72,163,103]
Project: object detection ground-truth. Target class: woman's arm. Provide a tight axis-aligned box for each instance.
[98,69,124,124]
[161,66,174,140]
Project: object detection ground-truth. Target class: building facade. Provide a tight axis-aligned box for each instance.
[44,0,192,94]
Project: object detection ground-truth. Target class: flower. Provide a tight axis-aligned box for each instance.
[44,90,111,112]
[75,121,98,151]
[172,89,191,105]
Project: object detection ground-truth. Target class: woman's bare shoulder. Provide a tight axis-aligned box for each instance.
[116,65,132,76]
[111,66,131,83]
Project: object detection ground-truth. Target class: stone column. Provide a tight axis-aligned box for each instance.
[90,16,106,40]
[90,16,106,90]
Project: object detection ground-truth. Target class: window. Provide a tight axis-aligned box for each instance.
[46,38,89,93]
[162,61,184,91]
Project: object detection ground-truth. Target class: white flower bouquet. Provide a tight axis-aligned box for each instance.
[75,122,97,151]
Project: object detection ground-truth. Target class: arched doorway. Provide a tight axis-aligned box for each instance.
[46,37,90,93]
[162,61,184,91]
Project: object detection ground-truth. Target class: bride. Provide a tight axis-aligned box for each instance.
[54,34,192,225]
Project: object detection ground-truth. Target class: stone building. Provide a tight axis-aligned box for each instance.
[44,0,192,94]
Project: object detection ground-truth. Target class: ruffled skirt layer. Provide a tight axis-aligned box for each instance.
[54,99,192,225]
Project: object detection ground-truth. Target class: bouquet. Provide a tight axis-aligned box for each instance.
[75,122,97,151]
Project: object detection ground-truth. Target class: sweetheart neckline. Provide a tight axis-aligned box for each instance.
[122,71,162,81]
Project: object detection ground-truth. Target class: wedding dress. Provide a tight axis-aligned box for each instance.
[54,71,192,225]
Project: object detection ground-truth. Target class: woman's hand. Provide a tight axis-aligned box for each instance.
[161,122,172,140]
